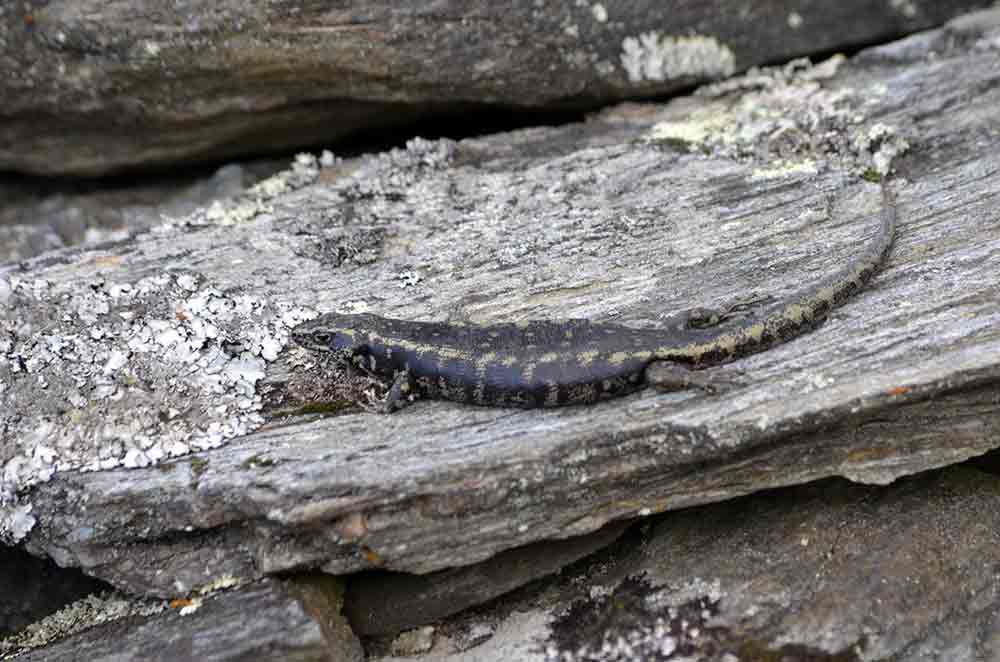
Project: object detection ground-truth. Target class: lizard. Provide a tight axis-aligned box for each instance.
[292,181,896,411]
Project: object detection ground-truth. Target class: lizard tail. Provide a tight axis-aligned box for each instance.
[658,180,897,366]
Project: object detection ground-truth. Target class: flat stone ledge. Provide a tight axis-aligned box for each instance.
[3,9,1000,600]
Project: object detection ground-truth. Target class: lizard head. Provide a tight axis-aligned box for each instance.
[291,313,370,355]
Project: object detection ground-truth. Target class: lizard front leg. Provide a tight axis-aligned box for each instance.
[380,369,420,413]
[344,351,420,413]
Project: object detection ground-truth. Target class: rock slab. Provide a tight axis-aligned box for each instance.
[0,0,992,175]
[2,9,1000,604]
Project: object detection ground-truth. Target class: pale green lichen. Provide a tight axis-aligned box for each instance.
[0,592,166,659]
[184,153,320,227]
[196,574,243,595]
[647,109,734,148]
[751,158,820,181]
[644,56,909,179]
[0,575,251,656]
[620,32,736,83]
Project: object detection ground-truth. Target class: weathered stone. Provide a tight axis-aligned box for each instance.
[3,579,359,662]
[618,467,1000,661]
[284,574,365,662]
[0,161,282,264]
[0,1,993,176]
[369,466,1000,662]
[344,520,631,636]
[2,10,1000,604]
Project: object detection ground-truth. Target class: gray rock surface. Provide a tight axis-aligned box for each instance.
[0,1,992,176]
[626,468,1000,661]
[344,520,631,637]
[3,579,361,662]
[3,10,1000,602]
[368,465,1000,662]
[10,465,997,660]
[0,161,283,264]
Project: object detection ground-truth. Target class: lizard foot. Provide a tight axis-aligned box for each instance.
[645,361,746,395]
[378,369,420,413]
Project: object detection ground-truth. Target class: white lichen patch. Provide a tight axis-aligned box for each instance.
[196,574,243,595]
[178,597,203,616]
[852,122,910,175]
[395,269,423,288]
[0,270,314,543]
[2,501,35,541]
[647,577,725,608]
[621,32,736,83]
[334,136,455,210]
[319,149,338,168]
[391,626,437,656]
[0,591,166,658]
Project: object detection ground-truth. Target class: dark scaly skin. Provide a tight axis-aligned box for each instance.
[292,183,896,411]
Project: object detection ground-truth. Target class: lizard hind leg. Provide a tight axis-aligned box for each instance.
[660,295,774,331]
[644,361,745,395]
[661,306,729,331]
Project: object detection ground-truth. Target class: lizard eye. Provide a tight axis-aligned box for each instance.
[312,331,333,345]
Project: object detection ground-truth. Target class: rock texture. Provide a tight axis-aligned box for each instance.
[0,0,993,176]
[8,465,996,661]
[366,465,1000,662]
[3,11,1000,605]
[625,468,1000,661]
[0,161,284,265]
[3,579,361,662]
[4,8,1000,661]
[344,520,632,637]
